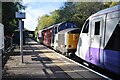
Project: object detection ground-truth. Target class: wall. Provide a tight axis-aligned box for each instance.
[0,2,2,23]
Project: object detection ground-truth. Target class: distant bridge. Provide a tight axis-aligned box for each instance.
[25,30,35,38]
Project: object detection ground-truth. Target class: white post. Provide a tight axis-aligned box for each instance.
[19,20,24,63]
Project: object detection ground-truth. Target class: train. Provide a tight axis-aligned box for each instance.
[37,5,120,76]
[75,5,120,76]
[38,22,77,46]
[37,22,80,56]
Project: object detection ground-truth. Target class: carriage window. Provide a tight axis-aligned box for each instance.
[65,23,67,26]
[82,20,89,33]
[105,23,120,51]
[94,21,100,35]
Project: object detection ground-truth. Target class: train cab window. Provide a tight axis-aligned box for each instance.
[82,20,89,33]
[65,23,67,26]
[69,29,81,34]
[94,21,100,35]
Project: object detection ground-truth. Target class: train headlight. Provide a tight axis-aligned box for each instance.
[68,45,71,48]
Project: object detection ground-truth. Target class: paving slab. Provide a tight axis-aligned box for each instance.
[2,38,108,80]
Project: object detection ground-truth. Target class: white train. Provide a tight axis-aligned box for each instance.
[75,5,120,76]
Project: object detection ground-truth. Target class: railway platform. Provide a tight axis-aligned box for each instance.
[2,38,109,80]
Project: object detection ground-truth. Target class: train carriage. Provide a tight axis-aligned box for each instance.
[75,5,120,76]
[46,25,54,47]
[57,28,81,57]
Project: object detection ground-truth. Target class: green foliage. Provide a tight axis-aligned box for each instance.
[35,2,120,37]
[37,10,60,31]
[50,10,60,24]
[2,2,25,36]
[72,2,107,27]
[59,2,76,22]
[37,14,52,30]
[104,2,120,7]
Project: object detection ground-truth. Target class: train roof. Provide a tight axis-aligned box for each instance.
[54,22,76,27]
[54,22,65,27]
[90,4,120,18]
[46,25,54,29]
[39,28,48,32]
[58,28,80,34]
[40,22,77,31]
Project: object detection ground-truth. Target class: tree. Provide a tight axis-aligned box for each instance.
[37,14,50,30]
[50,10,60,24]
[35,2,120,35]
[72,2,107,27]
[2,2,25,36]
[105,2,120,7]
[2,2,25,50]
[59,2,76,22]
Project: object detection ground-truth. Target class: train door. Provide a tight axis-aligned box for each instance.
[89,18,104,65]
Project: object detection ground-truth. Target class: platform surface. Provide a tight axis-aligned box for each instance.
[2,38,108,80]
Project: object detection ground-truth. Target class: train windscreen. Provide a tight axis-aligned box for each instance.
[68,29,81,34]
[58,22,77,32]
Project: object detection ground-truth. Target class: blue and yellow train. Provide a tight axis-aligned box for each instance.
[37,22,81,56]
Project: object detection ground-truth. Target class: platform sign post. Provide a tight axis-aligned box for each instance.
[19,20,24,63]
[15,12,25,63]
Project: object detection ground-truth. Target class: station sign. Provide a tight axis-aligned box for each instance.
[15,12,26,19]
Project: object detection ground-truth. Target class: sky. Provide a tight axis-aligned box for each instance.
[22,0,67,31]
